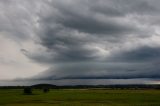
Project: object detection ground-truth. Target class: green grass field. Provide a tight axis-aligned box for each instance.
[0,89,160,106]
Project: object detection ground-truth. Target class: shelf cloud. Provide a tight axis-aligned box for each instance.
[1,0,160,85]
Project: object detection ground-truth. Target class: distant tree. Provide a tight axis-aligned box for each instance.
[23,87,32,95]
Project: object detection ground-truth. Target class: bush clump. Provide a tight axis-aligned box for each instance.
[43,88,50,93]
[23,87,32,95]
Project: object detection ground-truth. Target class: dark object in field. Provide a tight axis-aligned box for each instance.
[43,88,50,93]
[23,87,32,95]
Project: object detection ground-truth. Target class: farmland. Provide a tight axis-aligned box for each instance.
[0,89,160,106]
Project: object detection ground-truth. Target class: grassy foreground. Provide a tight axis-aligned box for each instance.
[0,89,160,106]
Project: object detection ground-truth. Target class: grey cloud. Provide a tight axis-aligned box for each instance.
[109,46,160,62]
[0,0,41,41]
[43,0,140,35]
[26,0,154,64]
[88,0,159,19]
[116,0,159,15]
[33,62,160,80]
[2,0,160,83]
[57,16,136,35]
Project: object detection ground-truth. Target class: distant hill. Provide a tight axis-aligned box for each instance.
[1,84,160,89]
[31,84,57,89]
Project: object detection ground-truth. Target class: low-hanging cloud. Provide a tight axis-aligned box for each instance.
[1,0,160,84]
[21,0,160,81]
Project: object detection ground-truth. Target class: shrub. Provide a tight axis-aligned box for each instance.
[43,88,50,93]
[23,87,32,95]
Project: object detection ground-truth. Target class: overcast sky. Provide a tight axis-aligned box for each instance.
[1,0,160,85]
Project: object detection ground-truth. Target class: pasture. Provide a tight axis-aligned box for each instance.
[0,89,160,106]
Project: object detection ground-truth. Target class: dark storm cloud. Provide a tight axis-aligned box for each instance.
[111,0,159,15]
[33,62,160,80]
[24,0,156,64]
[40,0,145,35]
[53,10,136,35]
[3,0,160,82]
[57,17,133,35]
[109,46,160,62]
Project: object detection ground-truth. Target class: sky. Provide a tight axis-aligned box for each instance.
[1,0,160,85]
